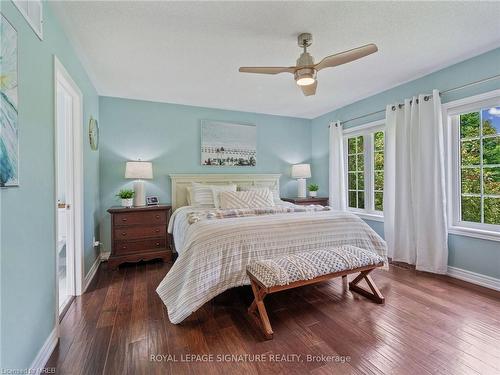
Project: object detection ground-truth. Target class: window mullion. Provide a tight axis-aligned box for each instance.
[479,110,484,224]
[364,134,373,213]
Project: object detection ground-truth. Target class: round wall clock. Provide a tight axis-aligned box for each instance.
[89,117,99,150]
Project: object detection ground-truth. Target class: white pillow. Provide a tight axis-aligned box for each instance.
[190,183,216,207]
[239,186,280,202]
[211,185,238,208]
[190,183,236,207]
[185,186,193,205]
[219,189,275,209]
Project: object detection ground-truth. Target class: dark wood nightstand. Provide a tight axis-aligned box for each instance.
[107,205,172,269]
[282,197,329,206]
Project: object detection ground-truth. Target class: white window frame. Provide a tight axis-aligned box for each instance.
[343,119,385,222]
[442,89,500,242]
[13,0,43,40]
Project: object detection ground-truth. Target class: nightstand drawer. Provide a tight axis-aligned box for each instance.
[114,238,167,255]
[114,225,166,240]
[114,211,167,226]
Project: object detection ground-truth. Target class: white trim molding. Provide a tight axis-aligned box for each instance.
[83,256,101,293]
[355,212,384,222]
[100,251,111,261]
[448,226,500,242]
[447,266,500,292]
[343,119,385,134]
[30,327,58,371]
[12,0,43,40]
[54,56,85,301]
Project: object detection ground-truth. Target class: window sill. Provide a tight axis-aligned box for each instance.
[351,211,384,222]
[448,226,500,242]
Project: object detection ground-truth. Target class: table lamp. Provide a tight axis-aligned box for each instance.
[291,163,311,198]
[125,161,153,206]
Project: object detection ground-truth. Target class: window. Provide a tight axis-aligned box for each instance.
[344,120,385,219]
[373,131,385,211]
[13,0,43,40]
[445,91,500,239]
[347,136,365,209]
[458,107,499,225]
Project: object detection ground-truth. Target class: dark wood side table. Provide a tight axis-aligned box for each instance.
[107,205,172,269]
[282,197,329,206]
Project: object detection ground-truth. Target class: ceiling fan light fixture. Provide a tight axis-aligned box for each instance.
[295,68,316,86]
[238,33,378,97]
[297,77,316,86]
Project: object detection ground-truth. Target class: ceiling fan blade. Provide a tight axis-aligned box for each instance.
[300,80,317,96]
[315,43,378,71]
[239,66,295,74]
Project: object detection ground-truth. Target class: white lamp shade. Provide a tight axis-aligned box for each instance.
[125,161,153,179]
[291,164,311,179]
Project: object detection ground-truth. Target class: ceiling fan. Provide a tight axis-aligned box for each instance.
[239,33,378,96]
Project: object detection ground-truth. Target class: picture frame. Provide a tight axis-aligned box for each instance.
[146,196,159,206]
[0,15,19,187]
[201,120,256,166]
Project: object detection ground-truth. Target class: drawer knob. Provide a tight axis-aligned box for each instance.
[121,232,127,236]
[155,215,160,219]
[122,218,127,222]
[155,229,160,233]
[122,245,127,249]
[156,242,160,246]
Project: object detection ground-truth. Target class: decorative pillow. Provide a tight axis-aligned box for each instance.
[190,183,236,207]
[239,186,280,202]
[211,184,237,208]
[219,189,275,209]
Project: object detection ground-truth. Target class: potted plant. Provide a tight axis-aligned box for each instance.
[308,183,319,197]
[116,189,135,207]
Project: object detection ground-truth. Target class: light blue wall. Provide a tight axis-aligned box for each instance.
[99,96,312,253]
[0,1,100,368]
[311,48,500,279]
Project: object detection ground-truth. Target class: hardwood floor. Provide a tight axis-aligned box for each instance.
[46,260,500,375]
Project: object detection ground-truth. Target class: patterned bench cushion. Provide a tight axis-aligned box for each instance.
[246,245,385,288]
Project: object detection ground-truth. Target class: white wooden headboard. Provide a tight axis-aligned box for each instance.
[170,173,281,210]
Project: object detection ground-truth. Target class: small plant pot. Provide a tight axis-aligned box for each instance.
[309,191,317,197]
[121,198,134,207]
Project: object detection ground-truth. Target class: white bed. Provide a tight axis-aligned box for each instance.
[156,174,388,324]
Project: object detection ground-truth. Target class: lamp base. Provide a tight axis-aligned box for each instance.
[133,180,146,206]
[297,178,307,198]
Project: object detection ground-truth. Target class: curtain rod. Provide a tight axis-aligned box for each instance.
[330,74,500,127]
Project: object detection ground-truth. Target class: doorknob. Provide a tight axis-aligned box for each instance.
[66,204,71,209]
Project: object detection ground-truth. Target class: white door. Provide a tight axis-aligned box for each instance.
[56,81,75,315]
[54,57,84,318]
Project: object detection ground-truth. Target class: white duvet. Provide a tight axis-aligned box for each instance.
[157,204,388,324]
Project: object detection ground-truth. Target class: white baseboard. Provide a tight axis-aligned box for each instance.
[100,250,111,261]
[83,256,101,293]
[447,266,500,292]
[30,327,58,371]
[29,255,103,370]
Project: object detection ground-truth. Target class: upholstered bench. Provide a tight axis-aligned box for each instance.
[246,245,385,339]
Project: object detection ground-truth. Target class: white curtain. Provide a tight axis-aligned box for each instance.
[329,121,346,210]
[384,89,448,274]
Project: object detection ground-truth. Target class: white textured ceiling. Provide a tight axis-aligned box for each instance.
[51,1,500,119]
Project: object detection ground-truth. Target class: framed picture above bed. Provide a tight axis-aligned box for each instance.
[0,15,19,187]
[201,120,256,166]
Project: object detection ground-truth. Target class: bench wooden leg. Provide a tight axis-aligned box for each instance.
[349,269,385,304]
[249,280,273,339]
[342,275,348,290]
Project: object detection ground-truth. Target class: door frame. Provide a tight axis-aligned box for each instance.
[53,56,84,321]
